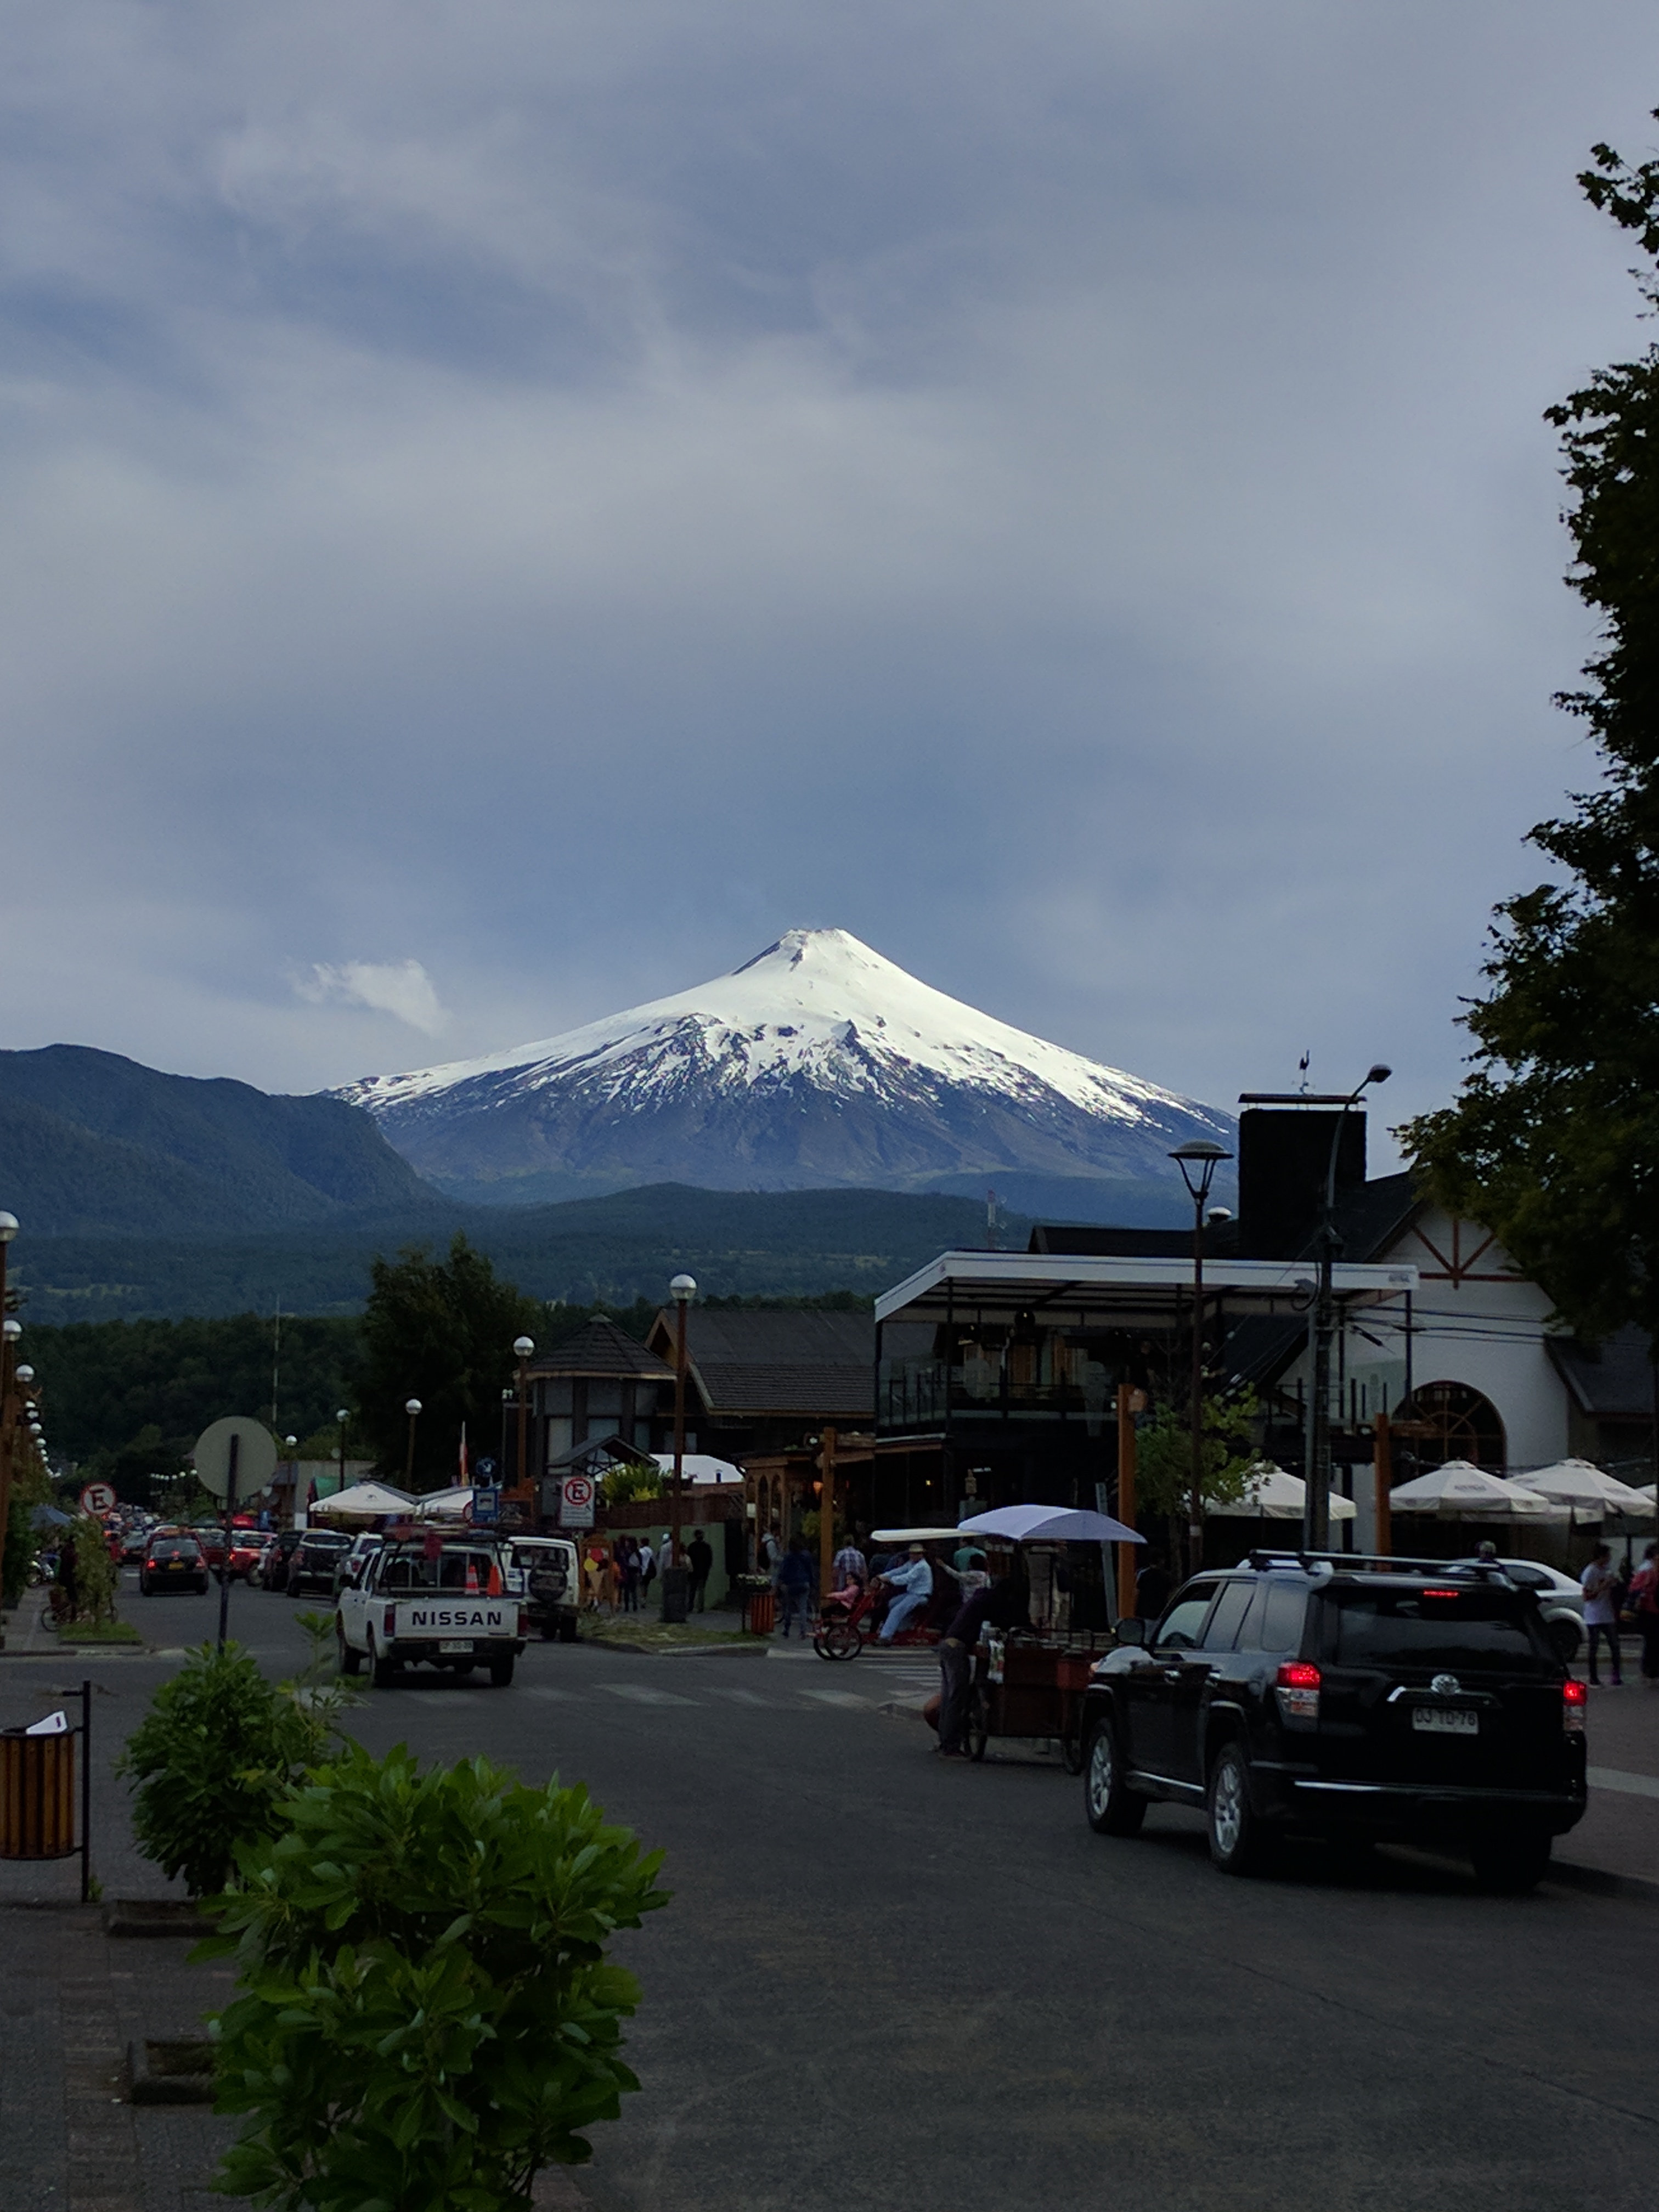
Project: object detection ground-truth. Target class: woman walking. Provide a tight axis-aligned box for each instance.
[1629,1541,1659,1684]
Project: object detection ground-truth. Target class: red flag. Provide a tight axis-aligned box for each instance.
[456,1422,469,1488]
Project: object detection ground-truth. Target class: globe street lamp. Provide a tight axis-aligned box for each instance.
[664,1274,697,1621]
[1304,1065,1391,1552]
[0,1218,19,1618]
[512,1336,535,1506]
[1171,1141,1234,1574]
[403,1400,422,1489]
[334,1406,351,1506]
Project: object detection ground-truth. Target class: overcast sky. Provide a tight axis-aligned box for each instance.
[3,2,1656,1159]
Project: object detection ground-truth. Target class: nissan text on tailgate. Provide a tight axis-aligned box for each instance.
[336,1540,527,1687]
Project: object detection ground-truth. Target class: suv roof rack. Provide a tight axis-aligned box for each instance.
[1242,1550,1511,1581]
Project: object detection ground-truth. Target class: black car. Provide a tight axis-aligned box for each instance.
[1080,1551,1588,1891]
[139,1536,210,1595]
[286,1529,353,1595]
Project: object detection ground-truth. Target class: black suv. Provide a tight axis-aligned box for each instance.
[1080,1552,1588,1891]
[286,1528,353,1595]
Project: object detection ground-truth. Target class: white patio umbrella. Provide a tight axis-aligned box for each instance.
[310,1480,413,1519]
[1390,1461,1559,1517]
[1207,1461,1357,1523]
[956,1503,1143,1545]
[652,1452,743,1486]
[410,1486,475,1520]
[1511,1459,1655,1522]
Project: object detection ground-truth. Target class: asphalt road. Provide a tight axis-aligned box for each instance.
[7,1578,1659,2212]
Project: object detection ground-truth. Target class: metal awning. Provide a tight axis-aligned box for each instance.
[874,1249,1417,1327]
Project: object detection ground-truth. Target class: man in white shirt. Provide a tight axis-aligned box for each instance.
[1582,1544,1623,1687]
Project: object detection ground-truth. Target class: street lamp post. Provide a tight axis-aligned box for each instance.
[663,1274,697,1622]
[512,1336,535,1505]
[334,1407,351,1507]
[0,1215,20,1624]
[1170,1143,1233,1577]
[1303,1065,1391,1553]
[403,1400,422,1489]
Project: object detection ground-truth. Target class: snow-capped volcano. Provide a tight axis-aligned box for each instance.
[337,929,1234,1198]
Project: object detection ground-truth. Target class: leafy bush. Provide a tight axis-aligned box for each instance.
[1134,1390,1260,1519]
[119,1617,351,1896]
[205,1744,668,2211]
[599,1457,663,1505]
[66,1515,119,1622]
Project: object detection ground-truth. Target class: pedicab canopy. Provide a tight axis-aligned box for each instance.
[957,1504,1143,1545]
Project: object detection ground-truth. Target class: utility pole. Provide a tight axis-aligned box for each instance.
[1170,1144,1231,1577]
[1303,1066,1390,1553]
[1115,1384,1138,1620]
[818,1427,838,1609]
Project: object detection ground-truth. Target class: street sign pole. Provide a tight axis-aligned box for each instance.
[217,1431,239,1650]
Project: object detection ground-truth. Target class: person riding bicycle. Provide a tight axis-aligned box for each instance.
[876,1544,934,1642]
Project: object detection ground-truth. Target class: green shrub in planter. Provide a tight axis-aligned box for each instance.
[204,1742,668,2212]
[120,1618,352,1898]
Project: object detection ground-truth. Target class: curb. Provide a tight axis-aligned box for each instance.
[1545,1858,1659,1906]
[578,1638,769,1659]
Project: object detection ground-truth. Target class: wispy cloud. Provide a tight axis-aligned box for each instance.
[297,960,448,1035]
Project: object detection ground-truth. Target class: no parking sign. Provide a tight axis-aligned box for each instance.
[560,1473,595,1530]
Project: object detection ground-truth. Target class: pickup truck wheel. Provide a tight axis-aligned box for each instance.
[368,1631,397,1689]
[1084,1719,1146,1835]
[1470,1829,1553,1894]
[1207,1741,1271,1875]
[336,1623,363,1676]
[557,1616,578,1645]
[541,1623,558,1641]
[488,1655,516,1687]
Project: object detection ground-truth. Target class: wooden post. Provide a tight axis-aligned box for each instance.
[819,1427,837,1607]
[1116,1384,1138,1620]
[1374,1409,1392,1558]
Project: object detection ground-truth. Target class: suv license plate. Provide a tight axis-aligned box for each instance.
[1413,1707,1479,1735]
[438,1640,473,1655]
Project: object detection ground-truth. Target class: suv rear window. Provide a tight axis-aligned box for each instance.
[1324,1588,1553,1673]
[151,1541,199,1561]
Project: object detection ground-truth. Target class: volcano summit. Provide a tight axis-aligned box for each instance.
[337,929,1234,1206]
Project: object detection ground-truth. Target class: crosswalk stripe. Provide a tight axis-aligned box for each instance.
[598,1683,699,1706]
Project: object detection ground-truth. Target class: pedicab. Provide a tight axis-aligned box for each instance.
[812,1526,966,1660]
[952,1504,1144,1772]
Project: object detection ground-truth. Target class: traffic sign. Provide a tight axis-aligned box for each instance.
[560,1472,596,1530]
[78,1481,116,1516]
[191,1418,279,1501]
[471,1486,501,1527]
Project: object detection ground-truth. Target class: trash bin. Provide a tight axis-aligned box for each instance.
[746,1590,776,1636]
[659,1564,690,1625]
[0,1727,77,1860]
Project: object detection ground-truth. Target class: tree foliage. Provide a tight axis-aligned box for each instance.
[1133,1392,1259,1521]
[119,1617,353,1897]
[352,1236,541,1488]
[1402,124,1659,1348]
[204,1745,668,2212]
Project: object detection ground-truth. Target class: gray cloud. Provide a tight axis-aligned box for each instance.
[1,2,1655,1164]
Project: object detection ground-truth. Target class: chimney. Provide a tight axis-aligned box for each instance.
[1237,1107,1367,1261]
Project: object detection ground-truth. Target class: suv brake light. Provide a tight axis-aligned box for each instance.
[1421,1588,1462,1600]
[1274,1660,1321,1723]
[1563,1678,1587,1734]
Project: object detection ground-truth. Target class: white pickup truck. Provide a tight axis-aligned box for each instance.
[336,1538,527,1687]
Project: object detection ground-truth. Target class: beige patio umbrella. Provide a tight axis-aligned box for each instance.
[1389,1461,1560,1518]
[1510,1459,1655,1523]
[1208,1461,1357,1522]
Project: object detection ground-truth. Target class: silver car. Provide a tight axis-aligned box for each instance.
[1451,1556,1584,1662]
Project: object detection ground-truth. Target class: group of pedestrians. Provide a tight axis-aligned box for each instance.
[1581,1539,1659,1686]
[577,1528,716,1614]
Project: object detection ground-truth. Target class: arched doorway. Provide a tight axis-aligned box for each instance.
[1396,1380,1506,1471]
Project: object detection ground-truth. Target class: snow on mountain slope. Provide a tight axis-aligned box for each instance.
[336,929,1234,1195]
